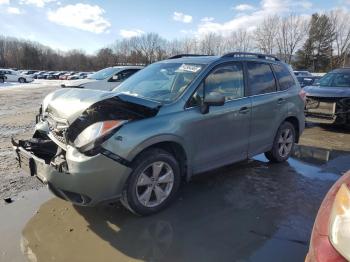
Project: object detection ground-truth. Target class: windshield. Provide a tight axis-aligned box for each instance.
[88,67,119,80]
[317,72,350,87]
[113,62,204,103]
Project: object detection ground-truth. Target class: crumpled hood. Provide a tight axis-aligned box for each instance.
[43,88,161,125]
[304,85,350,98]
[63,78,97,87]
[43,88,115,123]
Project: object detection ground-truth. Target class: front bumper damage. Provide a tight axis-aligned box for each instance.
[12,137,132,206]
[305,96,350,124]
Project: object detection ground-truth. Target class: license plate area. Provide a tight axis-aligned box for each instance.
[306,99,336,116]
[15,147,47,183]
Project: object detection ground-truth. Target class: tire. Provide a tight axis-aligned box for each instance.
[18,78,26,83]
[0,78,4,83]
[121,148,181,216]
[264,121,296,163]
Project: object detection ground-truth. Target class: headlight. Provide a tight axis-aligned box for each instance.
[329,183,350,260]
[74,120,126,152]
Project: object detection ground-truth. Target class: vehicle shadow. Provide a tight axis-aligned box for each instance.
[20,152,332,262]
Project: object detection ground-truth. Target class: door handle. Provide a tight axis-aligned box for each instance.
[239,107,250,114]
[277,98,285,104]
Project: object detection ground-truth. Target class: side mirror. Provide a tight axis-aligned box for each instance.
[200,92,225,114]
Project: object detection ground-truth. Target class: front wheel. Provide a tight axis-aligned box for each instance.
[0,78,4,83]
[18,78,26,83]
[265,121,296,163]
[121,148,181,216]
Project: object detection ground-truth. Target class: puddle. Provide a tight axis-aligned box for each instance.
[0,144,348,262]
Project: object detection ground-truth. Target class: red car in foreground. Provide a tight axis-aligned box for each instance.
[306,170,350,262]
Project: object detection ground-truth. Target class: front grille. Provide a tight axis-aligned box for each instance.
[50,130,67,144]
[45,114,68,146]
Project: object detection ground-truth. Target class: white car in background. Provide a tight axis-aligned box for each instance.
[62,66,143,91]
[0,69,34,83]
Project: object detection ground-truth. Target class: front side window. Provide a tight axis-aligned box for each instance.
[187,63,244,107]
[247,62,277,95]
[272,64,296,91]
[114,62,204,103]
[117,69,139,81]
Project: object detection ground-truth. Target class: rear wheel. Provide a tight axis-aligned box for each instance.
[0,78,4,83]
[121,148,181,216]
[265,121,295,163]
[18,78,26,83]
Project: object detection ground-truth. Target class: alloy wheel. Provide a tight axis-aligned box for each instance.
[278,128,294,158]
[136,161,174,208]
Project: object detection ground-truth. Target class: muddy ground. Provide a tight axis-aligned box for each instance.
[0,84,350,262]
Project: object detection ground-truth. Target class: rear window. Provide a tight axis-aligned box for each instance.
[247,62,277,95]
[273,64,296,91]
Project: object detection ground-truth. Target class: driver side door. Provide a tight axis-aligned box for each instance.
[184,62,252,174]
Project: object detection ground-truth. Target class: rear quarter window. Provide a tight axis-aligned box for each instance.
[273,64,296,91]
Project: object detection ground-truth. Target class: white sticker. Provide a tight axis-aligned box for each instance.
[177,64,202,73]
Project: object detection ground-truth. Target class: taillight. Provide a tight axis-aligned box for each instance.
[299,89,307,103]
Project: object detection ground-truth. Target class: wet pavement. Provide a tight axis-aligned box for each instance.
[0,144,349,262]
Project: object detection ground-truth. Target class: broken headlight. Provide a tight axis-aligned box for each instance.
[74,120,126,152]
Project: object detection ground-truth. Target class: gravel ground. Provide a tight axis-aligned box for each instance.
[0,85,58,199]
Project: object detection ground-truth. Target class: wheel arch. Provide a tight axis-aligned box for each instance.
[283,116,300,143]
[127,135,191,181]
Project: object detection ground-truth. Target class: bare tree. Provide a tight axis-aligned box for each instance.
[329,9,350,67]
[254,16,280,54]
[276,14,308,63]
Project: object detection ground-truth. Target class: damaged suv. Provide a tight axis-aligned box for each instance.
[304,68,350,125]
[12,53,305,215]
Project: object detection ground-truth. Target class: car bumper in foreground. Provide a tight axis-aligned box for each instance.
[12,139,132,206]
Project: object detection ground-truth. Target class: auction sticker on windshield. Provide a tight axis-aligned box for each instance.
[177,64,202,73]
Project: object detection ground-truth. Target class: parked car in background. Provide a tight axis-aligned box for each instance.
[13,52,305,215]
[304,68,350,125]
[294,70,313,77]
[33,71,46,79]
[62,66,143,91]
[38,71,55,79]
[59,72,77,80]
[0,69,33,83]
[297,76,322,88]
[305,170,350,262]
[23,70,39,76]
[0,72,7,83]
[49,71,66,80]
[67,72,89,80]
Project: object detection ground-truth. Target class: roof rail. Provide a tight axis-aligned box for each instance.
[222,52,280,62]
[168,54,211,59]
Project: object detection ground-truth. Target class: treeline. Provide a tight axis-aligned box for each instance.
[1,10,350,72]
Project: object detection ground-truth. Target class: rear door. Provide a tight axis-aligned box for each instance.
[246,61,280,157]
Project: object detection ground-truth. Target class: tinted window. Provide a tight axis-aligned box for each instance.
[118,69,139,81]
[247,62,277,95]
[333,73,350,87]
[187,63,244,107]
[273,64,296,90]
[205,63,244,100]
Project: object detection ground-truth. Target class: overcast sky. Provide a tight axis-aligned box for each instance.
[0,0,348,53]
